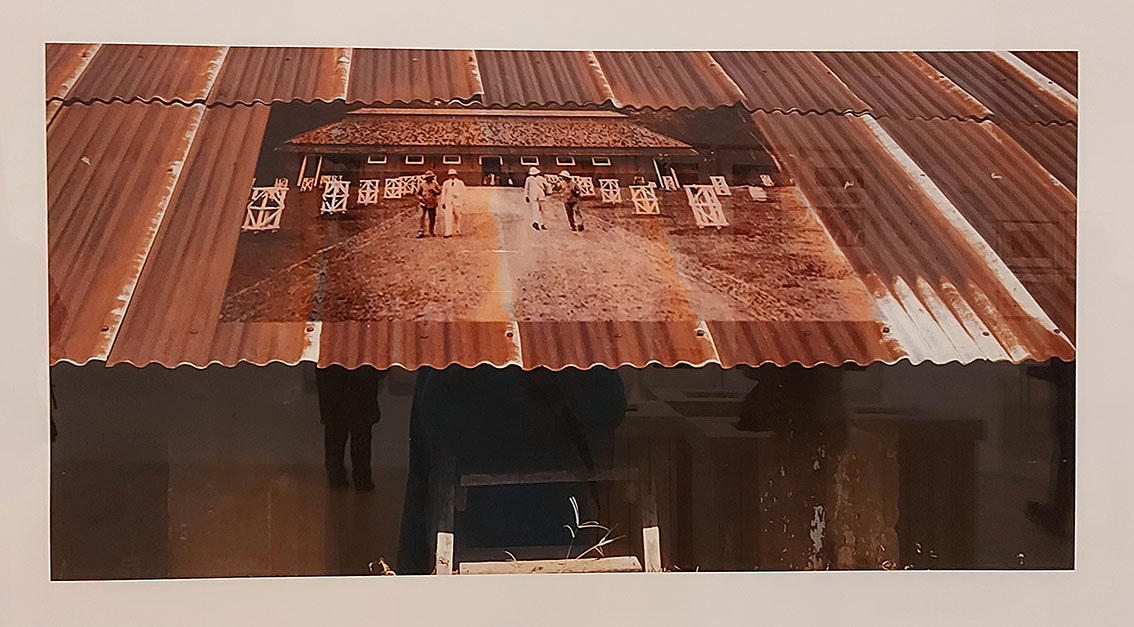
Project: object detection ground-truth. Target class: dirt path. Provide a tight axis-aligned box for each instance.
[221,185,878,328]
[489,188,719,322]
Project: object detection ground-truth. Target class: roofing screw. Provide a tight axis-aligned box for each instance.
[881,326,890,333]
[505,331,514,338]
[100,325,109,332]
[306,326,315,333]
[696,330,705,337]
[982,331,991,336]
[1053,329,1062,334]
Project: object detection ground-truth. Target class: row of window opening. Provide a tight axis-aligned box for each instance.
[366,155,613,167]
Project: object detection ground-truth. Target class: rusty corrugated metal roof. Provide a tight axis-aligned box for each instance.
[711,51,869,115]
[878,117,1076,341]
[477,50,613,107]
[319,321,518,369]
[1011,51,1078,96]
[45,46,1076,370]
[593,51,745,110]
[996,120,1077,194]
[208,47,348,105]
[346,48,481,105]
[917,52,1076,125]
[48,101,206,364]
[750,110,1073,364]
[104,105,310,366]
[64,44,224,104]
[815,52,990,120]
[45,43,99,100]
[707,321,903,368]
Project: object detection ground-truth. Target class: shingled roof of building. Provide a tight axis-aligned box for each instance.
[281,108,694,152]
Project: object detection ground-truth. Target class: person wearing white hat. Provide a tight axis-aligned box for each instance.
[524,166,548,230]
[415,170,442,238]
[439,168,466,238]
[556,170,584,232]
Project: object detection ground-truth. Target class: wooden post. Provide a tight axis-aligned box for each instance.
[642,477,662,572]
[297,154,308,185]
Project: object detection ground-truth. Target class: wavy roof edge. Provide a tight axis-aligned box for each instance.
[57,353,1075,371]
[44,45,1077,127]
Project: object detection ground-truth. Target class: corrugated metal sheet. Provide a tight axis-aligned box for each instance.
[477,50,613,107]
[65,44,224,104]
[105,105,308,366]
[48,101,205,364]
[208,47,348,105]
[996,121,1077,194]
[1012,51,1078,96]
[518,321,717,371]
[593,51,745,110]
[917,52,1076,124]
[346,48,481,105]
[319,321,518,369]
[750,110,1073,364]
[45,46,1077,370]
[707,320,902,368]
[711,51,869,115]
[45,43,99,100]
[878,117,1076,341]
[815,52,990,120]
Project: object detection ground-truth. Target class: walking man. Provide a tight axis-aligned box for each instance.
[439,168,466,238]
[415,170,442,238]
[524,166,548,230]
[556,170,584,232]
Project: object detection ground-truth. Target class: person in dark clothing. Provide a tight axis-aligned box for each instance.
[316,365,384,491]
[555,170,584,232]
[414,171,442,238]
[396,365,626,574]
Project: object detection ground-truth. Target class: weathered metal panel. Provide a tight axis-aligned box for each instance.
[477,50,613,107]
[815,52,990,120]
[106,105,308,366]
[208,47,348,105]
[517,321,717,370]
[318,321,517,369]
[750,110,1073,364]
[346,48,481,105]
[878,117,1076,341]
[711,51,869,115]
[45,43,99,100]
[995,120,1077,194]
[66,44,224,104]
[708,320,902,368]
[48,102,205,364]
[594,51,745,110]
[1011,51,1078,96]
[917,52,1076,124]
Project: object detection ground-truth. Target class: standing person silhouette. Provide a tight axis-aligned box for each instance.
[415,170,442,239]
[316,365,384,491]
[524,166,548,231]
[439,169,466,238]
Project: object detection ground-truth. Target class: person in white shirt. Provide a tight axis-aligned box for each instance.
[524,166,548,230]
[439,169,466,237]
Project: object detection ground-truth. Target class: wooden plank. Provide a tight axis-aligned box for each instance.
[642,527,662,573]
[460,469,638,487]
[434,532,454,575]
[459,556,642,575]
